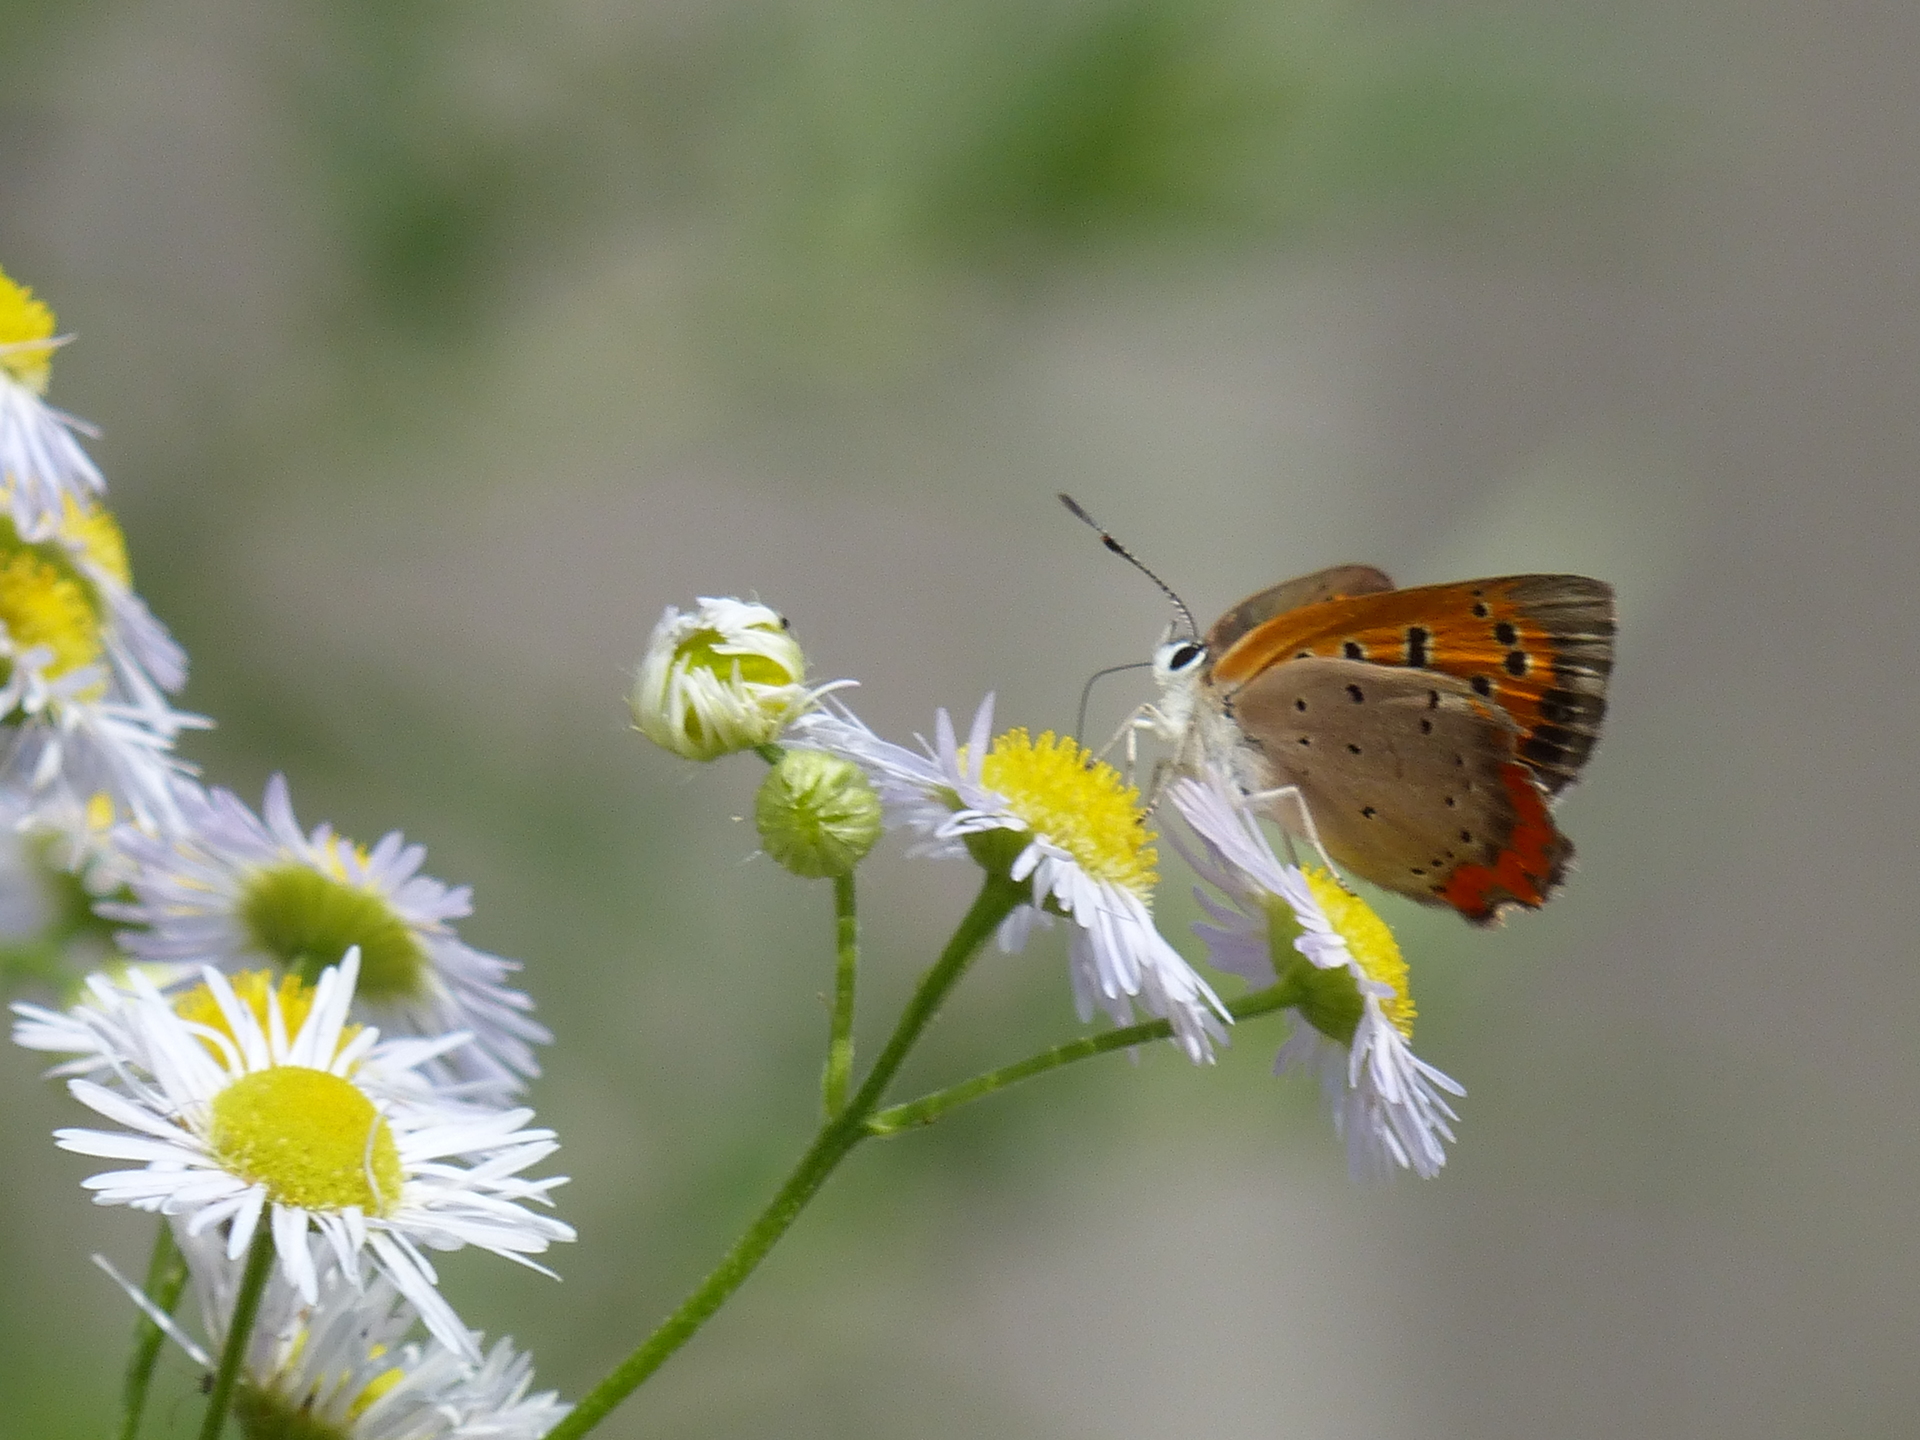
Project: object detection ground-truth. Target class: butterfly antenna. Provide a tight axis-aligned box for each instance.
[1074,660,1153,747]
[1057,493,1199,639]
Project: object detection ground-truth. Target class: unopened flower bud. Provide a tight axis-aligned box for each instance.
[755,749,882,878]
[631,597,813,761]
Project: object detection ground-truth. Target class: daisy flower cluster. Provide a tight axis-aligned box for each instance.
[0,268,201,832]
[0,267,571,1437]
[637,594,1463,1178]
[0,255,1515,1432]
[788,697,1462,1174]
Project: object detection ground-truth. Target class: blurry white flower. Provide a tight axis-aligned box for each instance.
[105,775,548,1098]
[0,489,201,831]
[102,1224,569,1440]
[0,267,104,527]
[0,784,128,981]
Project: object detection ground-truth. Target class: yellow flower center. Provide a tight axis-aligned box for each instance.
[975,728,1157,897]
[677,626,797,689]
[207,1066,403,1215]
[350,1359,406,1417]
[57,496,131,587]
[1301,868,1414,1037]
[0,269,58,393]
[1268,867,1416,1044]
[0,523,108,688]
[0,498,130,697]
[235,862,429,1004]
[175,971,364,1062]
[233,1347,404,1440]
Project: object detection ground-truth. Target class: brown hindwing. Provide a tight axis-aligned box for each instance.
[1223,657,1572,922]
[1210,574,1615,797]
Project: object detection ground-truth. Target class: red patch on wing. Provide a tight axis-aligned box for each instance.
[1437,763,1569,924]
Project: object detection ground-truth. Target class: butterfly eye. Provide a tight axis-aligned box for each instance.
[1168,643,1204,672]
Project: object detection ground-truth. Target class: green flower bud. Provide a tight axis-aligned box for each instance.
[755,749,882,879]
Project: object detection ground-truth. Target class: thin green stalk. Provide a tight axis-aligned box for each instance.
[118,1220,189,1440]
[196,1224,274,1440]
[821,872,858,1117]
[547,877,1021,1440]
[867,982,1301,1136]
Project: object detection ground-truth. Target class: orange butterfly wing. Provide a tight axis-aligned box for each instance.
[1210,574,1614,797]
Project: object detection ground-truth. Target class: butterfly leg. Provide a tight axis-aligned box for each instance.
[1139,755,1180,815]
[1090,704,1144,766]
[1093,702,1173,788]
[1243,783,1347,885]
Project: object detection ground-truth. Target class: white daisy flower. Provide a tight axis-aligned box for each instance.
[105,775,548,1098]
[630,596,848,761]
[0,482,202,832]
[101,1226,567,1440]
[1,683,199,837]
[0,267,105,527]
[792,695,1229,1062]
[100,1224,570,1440]
[1168,773,1464,1179]
[37,949,573,1359]
[0,783,129,982]
[12,949,207,1078]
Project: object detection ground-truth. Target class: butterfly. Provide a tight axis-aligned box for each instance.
[1063,498,1615,924]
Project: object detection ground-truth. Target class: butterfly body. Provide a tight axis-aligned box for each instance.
[1150,568,1615,924]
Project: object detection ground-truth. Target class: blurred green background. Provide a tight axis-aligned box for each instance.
[4,0,1917,1436]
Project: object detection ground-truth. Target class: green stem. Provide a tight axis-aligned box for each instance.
[196,1224,274,1440]
[753,743,786,765]
[821,872,858,1117]
[867,982,1300,1136]
[547,877,1021,1440]
[117,1220,189,1440]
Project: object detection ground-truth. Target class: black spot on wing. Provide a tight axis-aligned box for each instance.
[1405,626,1430,667]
